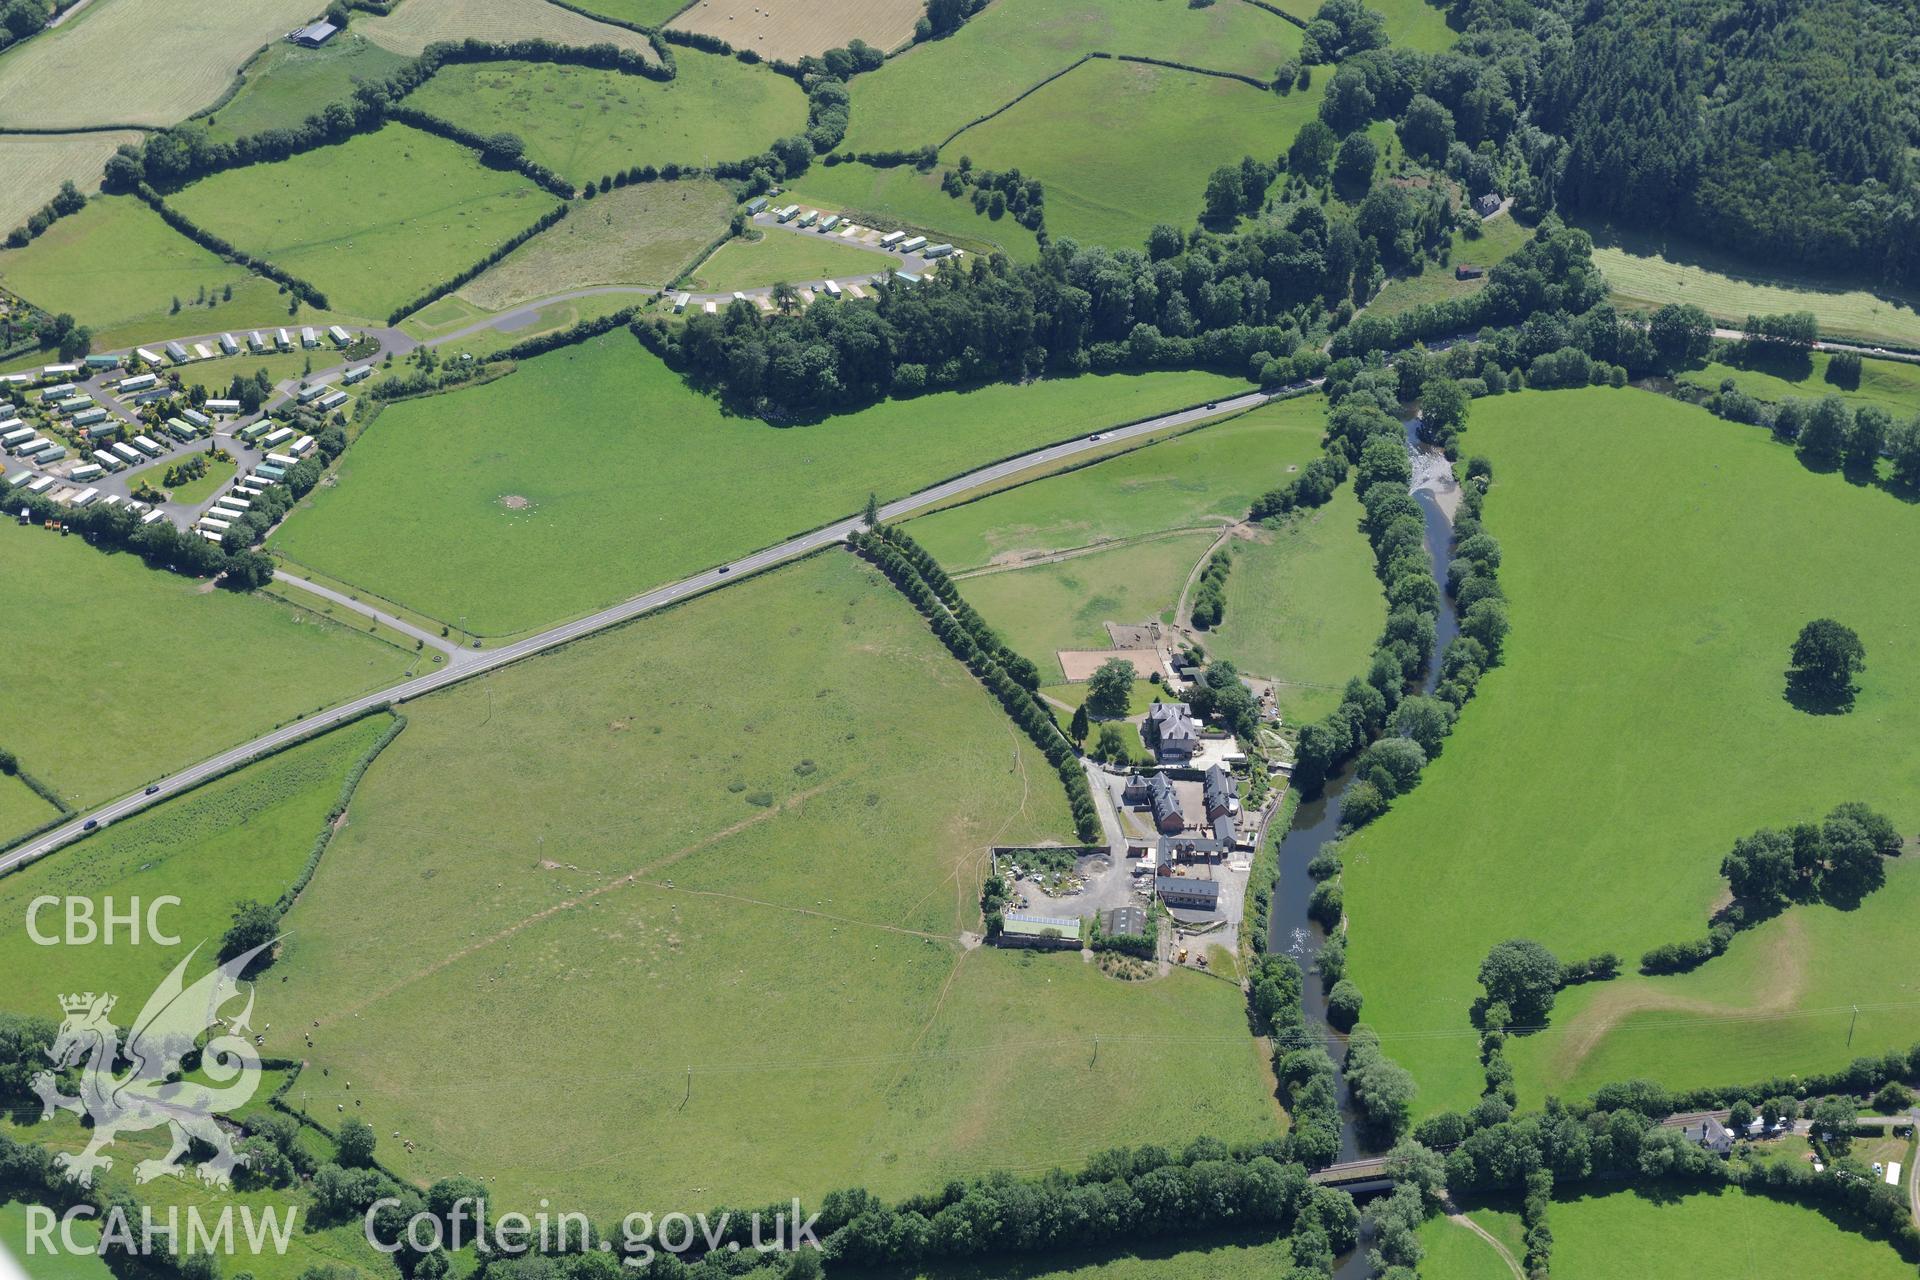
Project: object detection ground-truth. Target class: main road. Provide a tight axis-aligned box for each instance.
[0,387,1276,878]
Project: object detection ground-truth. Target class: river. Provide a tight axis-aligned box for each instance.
[1264,416,1459,1275]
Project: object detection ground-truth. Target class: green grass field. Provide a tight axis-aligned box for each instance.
[909,397,1328,571]
[0,132,142,232]
[1414,1212,1517,1280]
[688,228,890,290]
[14,1112,398,1280]
[176,349,316,399]
[787,163,1043,262]
[0,196,353,349]
[0,773,60,848]
[0,0,319,129]
[0,1200,111,1280]
[1260,0,1456,51]
[1368,212,1533,320]
[268,332,1243,635]
[1677,352,1920,421]
[1205,485,1385,725]
[425,292,642,357]
[960,532,1217,661]
[261,552,1276,1215]
[1547,1185,1913,1280]
[124,450,236,505]
[1589,227,1920,350]
[0,717,389,1016]
[940,60,1324,249]
[842,0,1301,155]
[1344,388,1920,1115]
[458,178,733,308]
[200,34,414,143]
[0,530,415,809]
[405,51,804,187]
[890,1232,1299,1278]
[167,125,556,321]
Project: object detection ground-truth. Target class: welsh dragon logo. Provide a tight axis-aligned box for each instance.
[31,940,273,1190]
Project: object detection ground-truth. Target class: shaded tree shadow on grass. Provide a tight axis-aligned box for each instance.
[1783,670,1856,716]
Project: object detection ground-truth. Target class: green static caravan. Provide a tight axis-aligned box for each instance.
[238,421,273,444]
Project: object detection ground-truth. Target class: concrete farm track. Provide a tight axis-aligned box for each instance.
[0,388,1273,878]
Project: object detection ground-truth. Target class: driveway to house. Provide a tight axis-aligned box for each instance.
[0,387,1276,878]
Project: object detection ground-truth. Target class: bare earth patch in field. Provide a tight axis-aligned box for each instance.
[667,0,922,60]
[0,131,141,229]
[499,494,531,509]
[0,0,320,127]
[362,0,660,56]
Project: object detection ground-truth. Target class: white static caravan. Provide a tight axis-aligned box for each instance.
[822,279,844,299]
[897,235,928,254]
[328,325,351,346]
[204,399,241,415]
[774,205,800,223]
[672,293,690,313]
[878,230,906,248]
[132,435,164,457]
[341,365,372,385]
[200,530,224,544]
[316,391,347,411]
[141,508,166,525]
[134,348,164,365]
[1,426,32,448]
[70,464,104,483]
[118,373,159,393]
[795,210,819,228]
[295,384,328,404]
[290,435,315,457]
[164,341,189,363]
[197,516,232,532]
[42,363,80,377]
[262,426,296,448]
[210,505,246,522]
[818,214,841,233]
[92,449,122,471]
[182,408,211,429]
[275,328,293,350]
[69,486,100,506]
[24,476,55,494]
[5,468,33,486]
[301,326,319,348]
[248,331,269,352]
[923,243,957,259]
[101,495,123,509]
[219,333,240,355]
[40,383,76,401]
[112,442,144,465]
[265,451,299,468]
[216,495,252,512]
[12,436,51,456]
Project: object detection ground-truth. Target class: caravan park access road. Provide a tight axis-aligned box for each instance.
[0,388,1274,879]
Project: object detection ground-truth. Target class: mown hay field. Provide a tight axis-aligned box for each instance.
[558,0,687,25]
[406,50,804,187]
[0,132,141,230]
[167,124,556,321]
[0,774,59,849]
[788,161,1043,261]
[1343,388,1920,1115]
[842,0,1301,154]
[0,530,414,809]
[960,532,1218,661]
[941,60,1324,249]
[686,226,888,290]
[267,331,1243,636]
[910,396,1327,570]
[459,178,733,308]
[667,0,923,62]
[0,195,360,346]
[0,0,319,128]
[263,551,1277,1215]
[1591,227,1920,350]
[359,0,661,56]
[0,717,390,1016]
